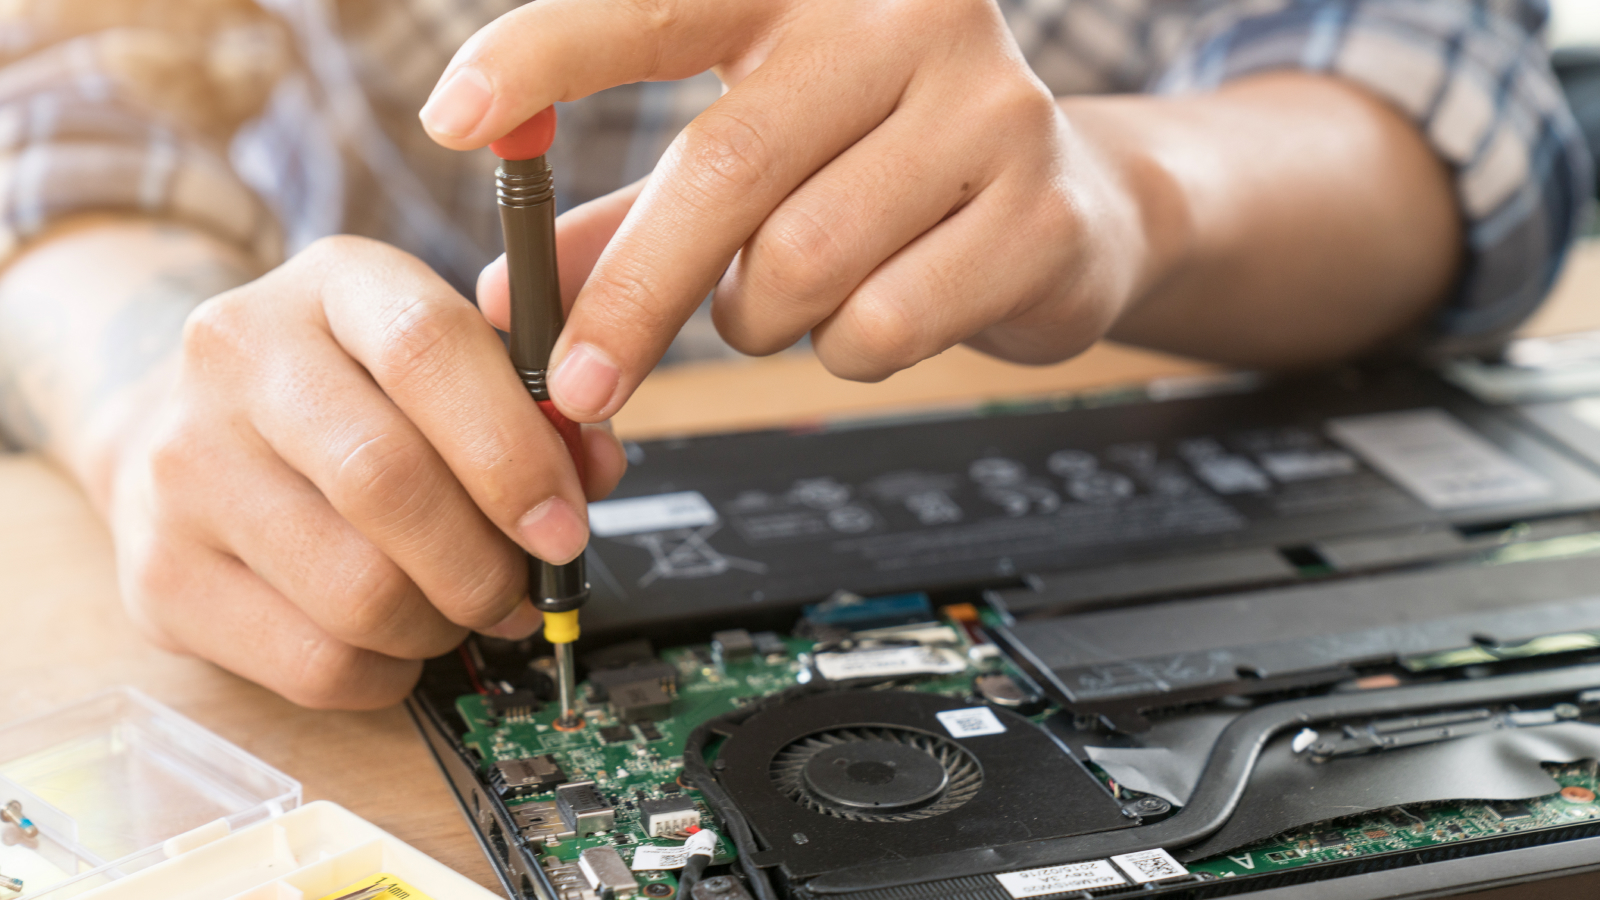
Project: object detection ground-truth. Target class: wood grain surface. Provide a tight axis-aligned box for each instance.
[0,242,1595,895]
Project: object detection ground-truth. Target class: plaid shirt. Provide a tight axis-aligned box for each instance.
[1,0,1589,362]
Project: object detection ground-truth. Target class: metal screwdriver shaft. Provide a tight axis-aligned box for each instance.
[493,109,589,731]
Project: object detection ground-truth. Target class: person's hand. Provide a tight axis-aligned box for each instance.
[107,236,627,708]
[424,0,1158,424]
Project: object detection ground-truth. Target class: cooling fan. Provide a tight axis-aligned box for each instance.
[769,725,984,823]
[707,690,1133,891]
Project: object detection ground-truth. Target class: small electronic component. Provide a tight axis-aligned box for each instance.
[1488,801,1534,821]
[599,724,634,744]
[1,802,36,839]
[494,756,566,797]
[1562,786,1597,803]
[489,689,541,719]
[1313,831,1346,849]
[660,781,681,794]
[610,681,673,723]
[543,858,596,900]
[751,631,787,657]
[638,723,663,741]
[639,796,700,837]
[803,591,933,631]
[589,662,677,701]
[712,629,755,665]
[974,672,1037,710]
[556,782,616,837]
[513,800,576,842]
[578,847,639,897]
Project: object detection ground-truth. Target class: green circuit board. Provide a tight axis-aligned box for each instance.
[1187,761,1600,879]
[457,624,1001,893]
[457,613,1600,895]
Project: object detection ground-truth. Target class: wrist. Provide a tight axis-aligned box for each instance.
[0,216,257,514]
[1054,94,1200,327]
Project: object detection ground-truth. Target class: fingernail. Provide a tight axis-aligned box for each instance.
[484,598,542,640]
[549,343,620,418]
[517,496,588,564]
[420,67,493,138]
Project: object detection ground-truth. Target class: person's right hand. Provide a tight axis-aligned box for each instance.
[106,235,626,709]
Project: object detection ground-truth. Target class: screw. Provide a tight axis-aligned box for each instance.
[701,877,735,894]
[1126,796,1171,818]
[2,802,36,839]
[642,884,674,897]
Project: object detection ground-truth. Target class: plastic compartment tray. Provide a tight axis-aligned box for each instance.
[0,687,300,898]
[68,801,501,900]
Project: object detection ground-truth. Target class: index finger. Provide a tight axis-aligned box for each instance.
[543,35,909,420]
[419,0,772,149]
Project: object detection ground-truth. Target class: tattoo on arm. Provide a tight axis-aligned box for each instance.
[0,223,254,454]
[94,260,252,395]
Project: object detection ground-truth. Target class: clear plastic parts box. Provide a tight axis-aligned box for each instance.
[0,688,500,900]
[0,687,301,898]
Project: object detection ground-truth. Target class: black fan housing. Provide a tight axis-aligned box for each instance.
[710,690,1131,885]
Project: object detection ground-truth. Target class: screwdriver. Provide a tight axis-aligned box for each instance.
[492,107,589,731]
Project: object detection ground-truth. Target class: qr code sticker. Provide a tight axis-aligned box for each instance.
[935,707,1006,738]
[1109,848,1189,884]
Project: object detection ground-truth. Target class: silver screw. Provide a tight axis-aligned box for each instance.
[1,802,37,839]
[701,877,735,894]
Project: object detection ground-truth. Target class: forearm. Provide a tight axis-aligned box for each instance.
[1077,72,1462,368]
[0,217,258,509]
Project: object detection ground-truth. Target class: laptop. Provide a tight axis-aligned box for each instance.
[407,344,1600,899]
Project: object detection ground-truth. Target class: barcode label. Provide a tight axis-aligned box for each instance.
[935,707,1007,738]
[1110,848,1189,883]
[996,861,1125,897]
[630,844,691,870]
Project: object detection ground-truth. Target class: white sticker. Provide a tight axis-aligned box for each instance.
[935,707,1007,738]
[1110,848,1189,884]
[1257,449,1358,482]
[630,844,692,870]
[814,646,967,681]
[589,491,718,537]
[1327,409,1551,510]
[996,861,1126,897]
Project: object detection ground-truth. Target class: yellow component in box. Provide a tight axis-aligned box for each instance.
[318,872,436,900]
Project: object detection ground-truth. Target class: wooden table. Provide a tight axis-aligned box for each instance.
[1,243,1597,896]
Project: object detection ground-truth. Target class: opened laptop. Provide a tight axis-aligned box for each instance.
[407,343,1600,899]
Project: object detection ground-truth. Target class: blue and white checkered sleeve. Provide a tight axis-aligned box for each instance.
[1155,0,1594,354]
